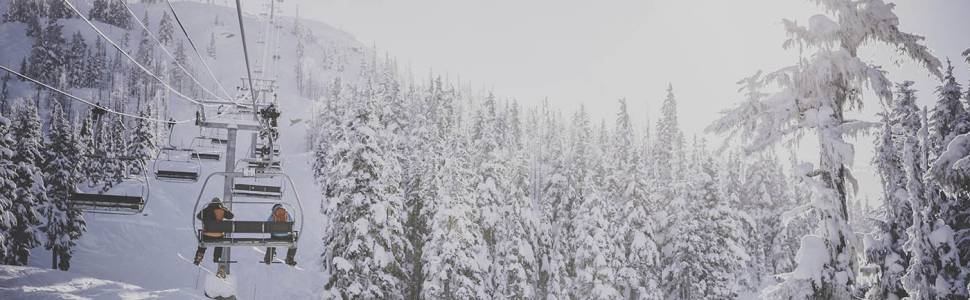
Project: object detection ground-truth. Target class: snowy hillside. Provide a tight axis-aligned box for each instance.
[0,1,369,298]
[0,265,203,299]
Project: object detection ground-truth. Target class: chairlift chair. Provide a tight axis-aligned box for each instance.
[231,167,284,199]
[153,147,202,182]
[70,159,150,215]
[189,135,224,161]
[238,158,282,174]
[193,172,303,249]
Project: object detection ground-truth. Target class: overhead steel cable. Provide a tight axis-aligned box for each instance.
[0,65,194,124]
[234,0,260,121]
[61,0,217,108]
[163,0,238,104]
[116,0,229,103]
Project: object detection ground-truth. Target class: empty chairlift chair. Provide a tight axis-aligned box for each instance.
[190,136,224,161]
[153,147,202,182]
[239,157,283,174]
[70,159,151,215]
[193,172,303,249]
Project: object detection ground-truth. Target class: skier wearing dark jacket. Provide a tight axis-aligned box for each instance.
[193,197,234,266]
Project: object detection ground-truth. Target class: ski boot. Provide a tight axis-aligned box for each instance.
[216,265,227,279]
[193,249,205,265]
[285,248,297,266]
[262,248,275,265]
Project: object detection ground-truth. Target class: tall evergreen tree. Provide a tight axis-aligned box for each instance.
[46,0,73,20]
[570,107,623,299]
[896,82,966,299]
[421,135,489,299]
[7,102,47,266]
[66,31,89,88]
[710,1,942,297]
[321,86,409,299]
[609,99,660,300]
[0,114,17,265]
[43,102,85,271]
[27,21,66,85]
[157,11,174,46]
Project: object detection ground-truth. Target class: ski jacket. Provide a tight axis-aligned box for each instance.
[198,203,235,237]
[267,209,293,238]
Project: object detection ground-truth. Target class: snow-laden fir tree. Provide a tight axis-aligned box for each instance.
[321,84,409,299]
[157,11,174,46]
[492,141,538,300]
[126,105,155,173]
[651,85,684,297]
[7,102,46,266]
[43,102,85,271]
[66,31,89,88]
[665,140,747,300]
[103,117,129,190]
[0,114,17,265]
[570,107,623,299]
[608,99,660,300]
[862,110,912,300]
[46,0,73,20]
[926,60,970,267]
[896,82,966,299]
[420,135,489,299]
[709,1,942,297]
[27,20,65,85]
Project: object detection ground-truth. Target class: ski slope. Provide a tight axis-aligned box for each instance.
[0,1,367,298]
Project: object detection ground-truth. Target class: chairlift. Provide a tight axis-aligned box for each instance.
[70,159,150,215]
[238,157,282,174]
[153,147,202,182]
[231,167,284,199]
[190,135,224,161]
[193,172,303,249]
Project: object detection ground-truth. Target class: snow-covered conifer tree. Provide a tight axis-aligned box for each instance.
[43,102,85,271]
[7,102,46,266]
[321,84,409,299]
[0,114,17,264]
[609,99,660,300]
[897,82,966,298]
[570,106,623,299]
[126,106,155,171]
[157,11,174,46]
[709,1,942,297]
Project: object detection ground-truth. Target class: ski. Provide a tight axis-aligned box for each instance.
[249,247,305,271]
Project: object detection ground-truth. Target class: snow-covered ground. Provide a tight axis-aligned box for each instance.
[1,1,366,298]
[0,265,204,299]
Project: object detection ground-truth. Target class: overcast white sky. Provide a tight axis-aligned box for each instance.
[267,0,969,202]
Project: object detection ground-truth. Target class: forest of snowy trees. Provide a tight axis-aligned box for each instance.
[0,0,180,271]
[311,0,970,299]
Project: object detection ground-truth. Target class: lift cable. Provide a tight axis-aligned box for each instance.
[62,0,216,108]
[163,0,240,104]
[234,0,260,120]
[0,65,194,124]
[116,0,230,103]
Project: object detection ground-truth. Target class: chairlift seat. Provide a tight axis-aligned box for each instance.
[70,192,145,211]
[232,184,283,199]
[193,152,222,161]
[156,170,199,181]
[198,220,297,247]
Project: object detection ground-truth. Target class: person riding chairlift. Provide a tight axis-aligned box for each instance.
[194,197,234,277]
[259,102,281,141]
[263,204,297,266]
